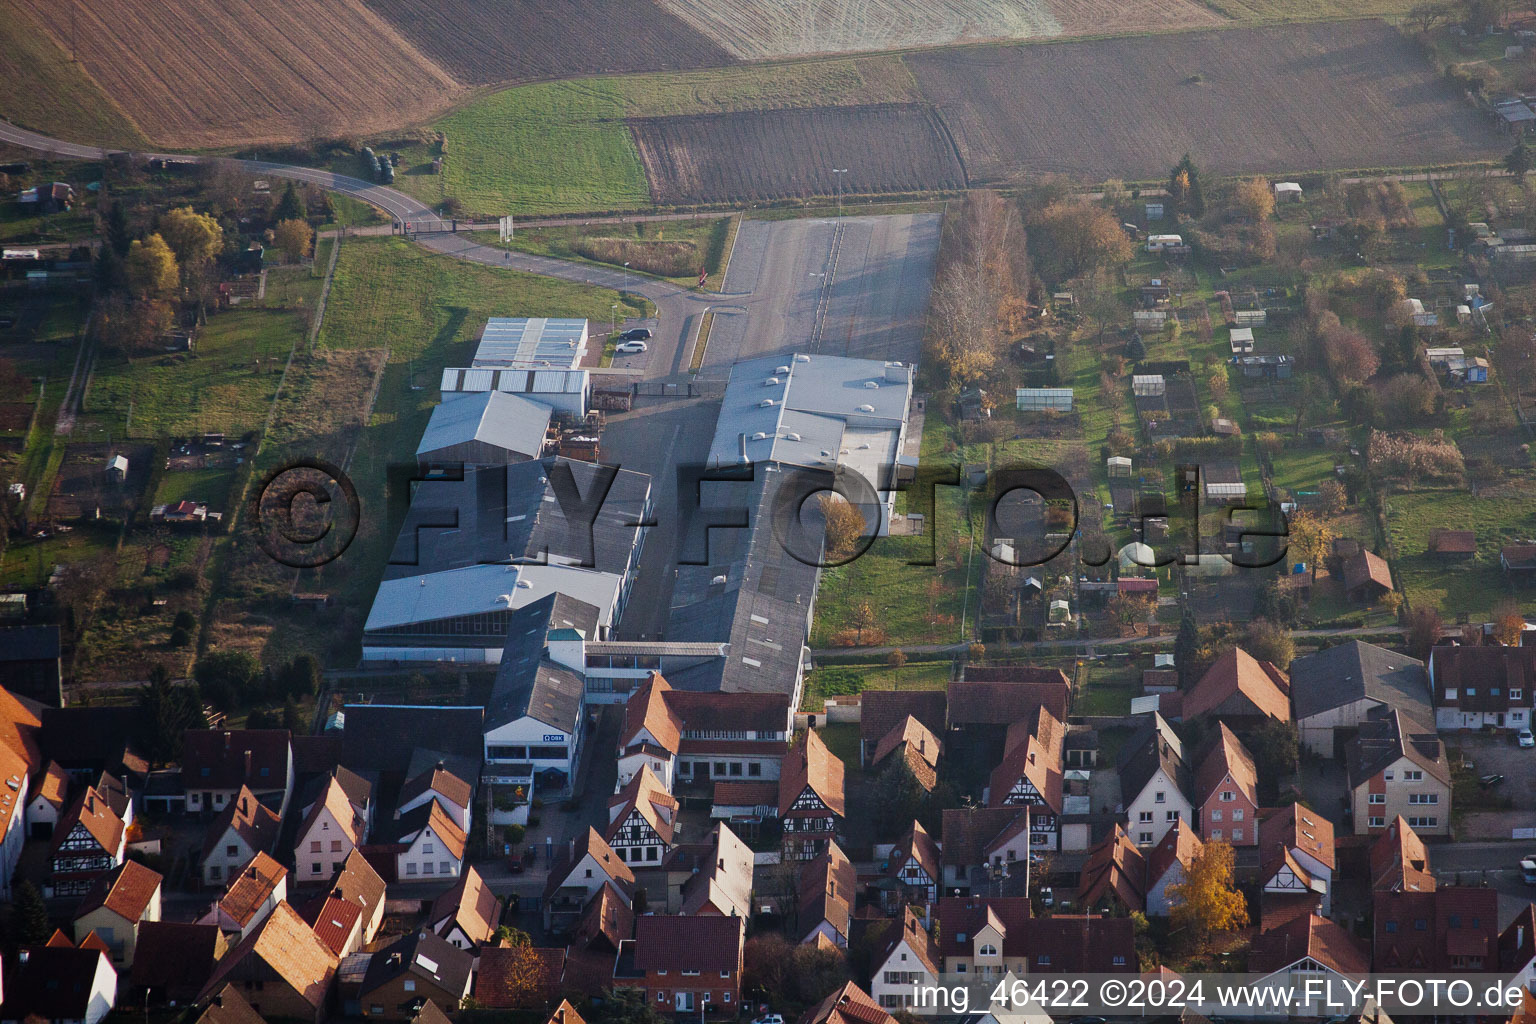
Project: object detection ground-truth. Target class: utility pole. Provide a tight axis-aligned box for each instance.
[832,168,849,217]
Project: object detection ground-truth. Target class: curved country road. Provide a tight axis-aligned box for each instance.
[0,118,729,380]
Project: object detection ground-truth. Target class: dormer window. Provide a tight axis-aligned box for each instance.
[979,944,998,957]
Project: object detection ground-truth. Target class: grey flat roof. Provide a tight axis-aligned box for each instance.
[473,317,588,369]
[416,390,551,460]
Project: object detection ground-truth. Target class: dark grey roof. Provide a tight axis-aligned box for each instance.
[667,470,818,695]
[1290,641,1429,725]
[341,705,484,775]
[359,929,474,1000]
[384,458,651,581]
[1345,705,1450,787]
[40,706,147,769]
[0,624,61,661]
[1118,714,1191,803]
[485,597,584,733]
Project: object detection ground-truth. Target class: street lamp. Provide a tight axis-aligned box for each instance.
[832,168,849,217]
[611,302,618,335]
[622,261,630,295]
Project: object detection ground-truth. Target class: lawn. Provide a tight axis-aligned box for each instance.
[468,215,737,289]
[153,467,235,510]
[433,80,651,216]
[801,660,952,712]
[616,54,920,118]
[815,723,862,770]
[1384,484,1536,617]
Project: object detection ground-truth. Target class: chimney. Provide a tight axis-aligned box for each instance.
[1027,750,1036,765]
[569,837,576,860]
[244,749,253,780]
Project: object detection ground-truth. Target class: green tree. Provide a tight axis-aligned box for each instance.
[106,200,132,256]
[1168,153,1205,218]
[193,649,260,710]
[272,218,314,263]
[1174,606,1201,686]
[1242,618,1294,669]
[1246,719,1300,787]
[14,880,48,943]
[140,664,206,764]
[1506,140,1532,181]
[281,652,322,698]
[274,181,306,223]
[124,233,179,298]
[159,206,224,267]
[592,988,667,1024]
[868,758,927,838]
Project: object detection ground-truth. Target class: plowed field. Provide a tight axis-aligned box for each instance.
[12,0,462,148]
[367,0,735,85]
[907,20,1503,183]
[630,103,966,205]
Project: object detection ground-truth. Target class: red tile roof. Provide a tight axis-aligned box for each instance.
[1260,804,1336,875]
[935,896,1033,959]
[1147,822,1203,887]
[430,866,502,947]
[779,728,845,818]
[1079,825,1147,912]
[0,682,43,769]
[605,764,677,845]
[1373,886,1499,971]
[1370,817,1434,892]
[217,851,288,928]
[50,785,125,858]
[202,785,280,860]
[1251,913,1368,975]
[298,894,362,956]
[798,839,855,941]
[619,672,683,756]
[72,859,162,923]
[797,982,896,1024]
[859,691,948,749]
[987,706,1064,811]
[473,946,566,1008]
[631,914,744,973]
[182,729,290,790]
[1183,647,1291,722]
[399,764,473,814]
[1195,723,1258,807]
[197,902,338,1008]
[949,671,1070,727]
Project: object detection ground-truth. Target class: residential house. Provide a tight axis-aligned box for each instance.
[882,820,941,909]
[799,982,897,1024]
[340,705,484,778]
[191,986,266,1024]
[396,801,467,880]
[1194,723,1258,846]
[0,735,29,900]
[870,908,942,1012]
[25,760,69,841]
[1500,904,1536,995]
[779,729,845,861]
[617,673,682,790]
[1180,647,1291,725]
[860,691,947,766]
[483,596,588,792]
[1501,545,1536,577]
[679,822,754,918]
[327,849,388,947]
[1343,549,1394,604]
[71,860,163,966]
[197,852,287,939]
[196,902,340,1024]
[397,764,472,832]
[202,785,281,886]
[358,930,474,1019]
[0,626,62,707]
[543,827,635,931]
[472,946,567,1010]
[1373,887,1498,971]
[1290,642,1431,758]
[934,897,1034,982]
[1145,823,1202,916]
[429,866,503,950]
[295,776,366,884]
[613,913,745,1016]
[131,923,228,1005]
[1078,826,1147,916]
[1427,529,1477,559]
[296,766,372,836]
[300,893,366,958]
[947,668,1071,735]
[47,785,127,898]
[182,729,294,819]
[1429,643,1536,731]
[1025,915,1136,973]
[0,941,118,1024]
[617,674,790,789]
[797,840,855,947]
[1259,804,1336,916]
[986,706,1065,851]
[940,806,1031,893]
[606,764,677,867]
[1345,706,1452,836]
[870,715,941,792]
[1119,713,1193,847]
[1370,816,1434,893]
[1249,914,1369,1012]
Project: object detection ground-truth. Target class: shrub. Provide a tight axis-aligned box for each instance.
[572,237,699,278]
[169,627,191,648]
[173,610,196,630]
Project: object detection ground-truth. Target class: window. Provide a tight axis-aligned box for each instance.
[1232,809,1244,821]
[311,862,321,874]
[749,763,762,777]
[585,868,593,878]
[1233,830,1243,841]
[331,841,342,852]
[440,861,450,873]
[1384,770,1394,780]
[1385,921,1398,934]
[1369,794,1385,804]
[1155,791,1166,804]
[1448,915,1461,928]
[1408,816,1438,828]
[310,841,321,853]
[647,847,659,862]
[1492,688,1502,697]
[979,944,998,957]
[721,970,731,978]
[226,844,238,856]
[1165,811,1178,822]
[1414,919,1428,931]
[1512,689,1524,701]
[424,842,434,855]
[682,970,701,977]
[715,762,727,776]
[423,862,434,875]
[1465,688,1477,697]
[1139,811,1153,823]
[1211,829,1223,840]
[1220,791,1235,802]
[724,994,731,1003]
[1211,810,1223,822]
[1404,770,1424,781]
[729,763,743,777]
[407,863,418,875]
[404,981,416,992]
[1038,955,1051,966]
[1139,832,1152,844]
[1113,956,1127,967]
[1409,793,1438,804]
[1369,816,1385,828]
[372,1007,384,1016]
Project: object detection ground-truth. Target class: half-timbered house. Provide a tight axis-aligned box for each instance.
[778,730,845,861]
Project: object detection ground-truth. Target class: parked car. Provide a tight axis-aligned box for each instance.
[614,340,648,354]
[752,1014,784,1024]
[620,327,652,341]
[1479,774,1505,789]
[1519,728,1534,749]
[1522,856,1536,885]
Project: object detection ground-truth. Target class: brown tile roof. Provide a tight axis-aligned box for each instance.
[45,928,74,947]
[1428,529,1476,554]
[182,729,291,790]
[50,785,125,858]
[631,914,744,973]
[1250,913,1368,975]
[680,822,754,917]
[330,848,387,924]
[545,826,635,901]
[430,866,502,947]
[298,776,363,847]
[0,681,42,768]
[941,805,1029,869]
[77,929,112,954]
[1346,706,1451,787]
[859,691,947,749]
[399,799,468,861]
[878,906,942,975]
[619,672,682,756]
[797,982,896,1024]
[202,785,280,860]
[1079,825,1147,912]
[871,715,940,774]
[949,670,1070,727]
[779,728,845,817]
[1183,647,1291,722]
[197,901,340,1008]
[935,896,1033,958]
[399,764,473,814]
[987,705,1064,811]
[0,740,28,845]
[1024,914,1136,972]
[663,689,789,736]
[298,894,363,956]
[541,999,588,1024]
[1147,822,1203,885]
[712,780,779,807]
[1260,891,1323,932]
[36,759,69,808]
[474,946,567,1008]
[3,944,113,1021]
[131,922,228,998]
[1372,886,1498,970]
[1501,904,1536,974]
[1502,544,1536,569]
[572,884,632,951]
[72,859,163,923]
[888,820,941,889]
[1369,816,1434,892]
[798,839,855,941]
[218,852,288,927]
[1344,549,1394,595]
[1430,643,1536,711]
[1260,803,1336,874]
[605,764,677,845]
[1194,723,1258,806]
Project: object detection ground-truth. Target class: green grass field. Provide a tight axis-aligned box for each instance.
[153,467,235,509]
[0,11,148,147]
[617,54,920,118]
[1384,486,1536,616]
[801,660,952,711]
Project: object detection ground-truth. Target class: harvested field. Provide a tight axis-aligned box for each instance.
[368,0,734,85]
[12,0,463,148]
[654,0,1224,59]
[630,103,966,205]
[906,21,1504,184]
[0,8,148,147]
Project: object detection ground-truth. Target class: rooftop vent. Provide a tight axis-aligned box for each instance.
[752,431,769,440]
[775,365,791,375]
[764,377,780,386]
[863,380,880,389]
[759,399,777,408]
[784,431,802,441]
[711,574,728,585]
[856,404,875,413]
[795,354,811,363]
